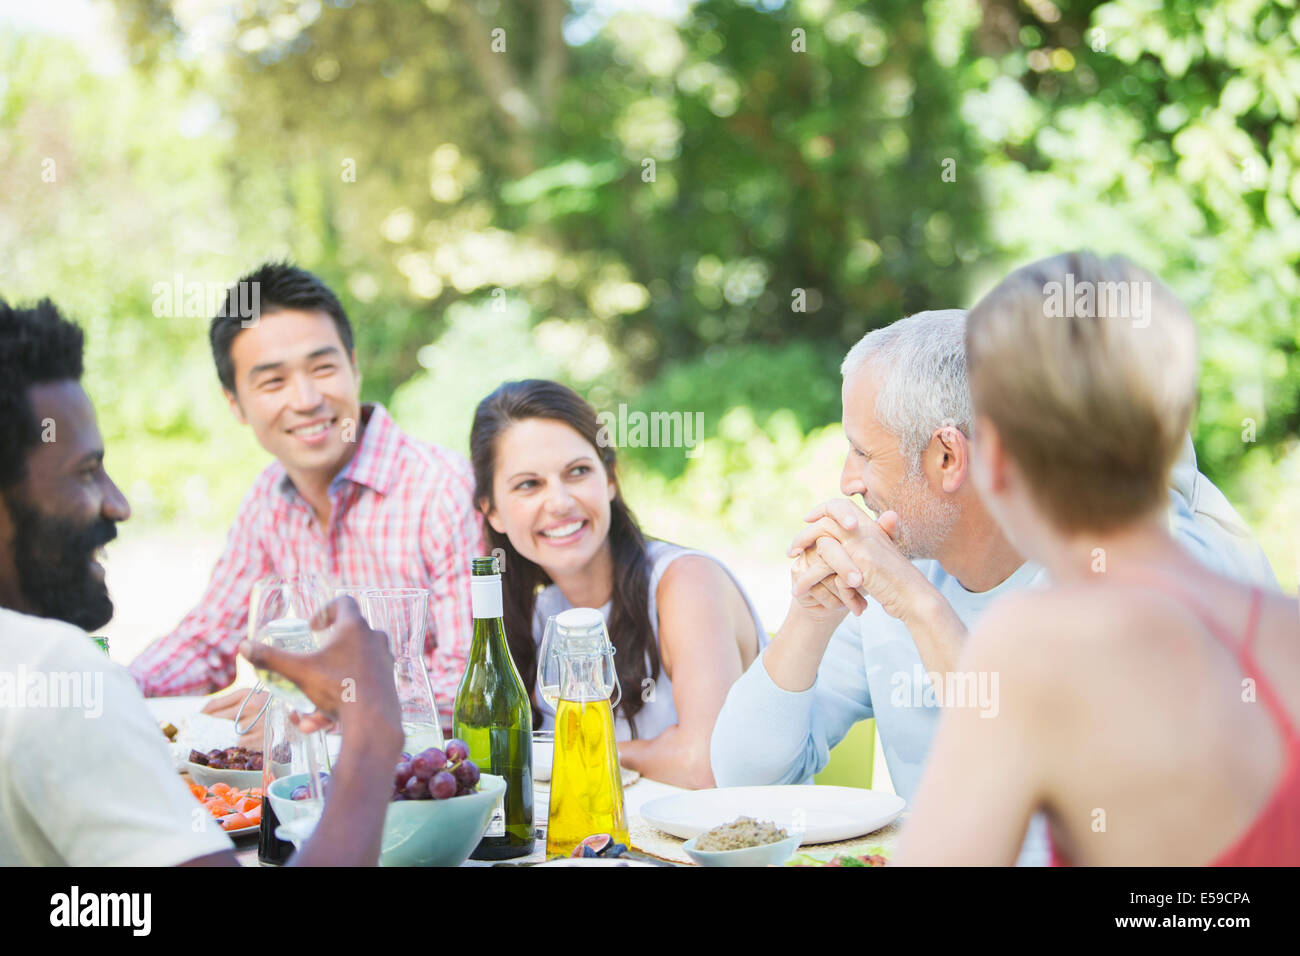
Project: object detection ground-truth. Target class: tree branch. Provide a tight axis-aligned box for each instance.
[534,0,569,130]
[452,2,537,176]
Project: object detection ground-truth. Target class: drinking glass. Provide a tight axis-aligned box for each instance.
[245,573,332,861]
[248,574,332,714]
[334,585,443,752]
[374,587,443,752]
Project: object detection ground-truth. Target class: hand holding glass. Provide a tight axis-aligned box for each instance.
[249,575,332,714]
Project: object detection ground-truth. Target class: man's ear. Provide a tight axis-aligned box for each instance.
[350,350,362,394]
[933,424,970,494]
[224,388,247,425]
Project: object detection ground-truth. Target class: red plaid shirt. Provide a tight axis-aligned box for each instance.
[129,404,482,713]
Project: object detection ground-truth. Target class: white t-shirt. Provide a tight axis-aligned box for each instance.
[0,607,233,865]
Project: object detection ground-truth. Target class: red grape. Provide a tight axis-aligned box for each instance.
[430,771,456,800]
[393,760,413,788]
[452,760,480,787]
[411,748,446,780]
[444,739,470,763]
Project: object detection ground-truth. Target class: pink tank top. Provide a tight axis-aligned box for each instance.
[1051,575,1300,866]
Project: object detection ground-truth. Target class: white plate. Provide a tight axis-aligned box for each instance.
[145,696,213,726]
[640,785,904,845]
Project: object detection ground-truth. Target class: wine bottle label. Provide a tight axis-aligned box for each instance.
[471,574,504,619]
[485,805,506,837]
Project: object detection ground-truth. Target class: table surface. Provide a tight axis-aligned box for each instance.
[152,697,900,868]
[232,774,688,866]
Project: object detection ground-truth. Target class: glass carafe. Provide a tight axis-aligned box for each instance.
[343,587,444,753]
[543,607,628,857]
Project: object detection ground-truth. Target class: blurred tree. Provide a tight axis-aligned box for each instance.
[5,0,1295,581]
[107,0,987,382]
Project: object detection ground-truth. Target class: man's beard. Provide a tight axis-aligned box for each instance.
[3,489,117,631]
[884,465,961,561]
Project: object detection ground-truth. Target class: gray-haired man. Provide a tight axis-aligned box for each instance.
[709,309,1277,864]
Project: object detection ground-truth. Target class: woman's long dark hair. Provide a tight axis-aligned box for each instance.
[470,380,658,738]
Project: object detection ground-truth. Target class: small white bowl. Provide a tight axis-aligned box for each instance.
[185,761,263,790]
[682,831,802,868]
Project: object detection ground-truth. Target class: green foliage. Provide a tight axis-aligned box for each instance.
[619,342,841,479]
[624,414,848,562]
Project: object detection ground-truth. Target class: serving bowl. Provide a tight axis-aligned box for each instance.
[681,831,803,868]
[267,772,506,867]
[185,761,263,790]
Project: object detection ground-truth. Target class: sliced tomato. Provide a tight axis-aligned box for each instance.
[220,811,251,831]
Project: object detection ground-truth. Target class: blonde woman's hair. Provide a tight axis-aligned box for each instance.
[965,251,1198,533]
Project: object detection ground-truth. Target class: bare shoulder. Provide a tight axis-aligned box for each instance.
[962,584,1176,692]
[656,554,735,617]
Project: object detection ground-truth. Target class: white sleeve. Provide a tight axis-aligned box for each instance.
[710,614,872,787]
[1167,433,1279,590]
[7,643,233,866]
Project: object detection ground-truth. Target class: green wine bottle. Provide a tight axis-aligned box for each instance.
[454,555,535,860]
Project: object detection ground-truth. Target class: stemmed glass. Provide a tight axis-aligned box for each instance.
[244,574,333,848]
[249,575,332,712]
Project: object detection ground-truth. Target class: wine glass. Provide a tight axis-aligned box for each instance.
[248,573,332,831]
[249,574,332,714]
[537,615,562,713]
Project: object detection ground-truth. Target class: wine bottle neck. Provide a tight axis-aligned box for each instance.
[471,573,503,620]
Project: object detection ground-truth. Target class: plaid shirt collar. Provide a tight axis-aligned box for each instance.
[276,402,402,503]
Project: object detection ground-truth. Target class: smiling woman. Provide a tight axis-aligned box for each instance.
[469,379,767,789]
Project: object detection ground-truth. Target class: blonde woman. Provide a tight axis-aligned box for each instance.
[897,252,1299,865]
